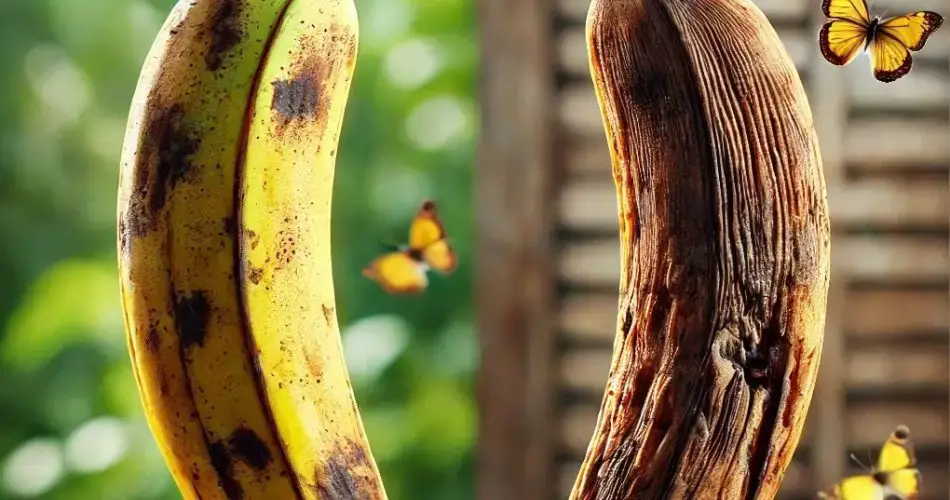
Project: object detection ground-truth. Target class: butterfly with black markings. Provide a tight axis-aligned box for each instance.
[362,200,457,295]
[817,424,921,500]
[818,0,943,82]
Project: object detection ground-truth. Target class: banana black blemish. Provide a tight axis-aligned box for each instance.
[205,0,245,71]
[316,442,377,499]
[174,290,212,348]
[227,427,274,471]
[126,102,198,236]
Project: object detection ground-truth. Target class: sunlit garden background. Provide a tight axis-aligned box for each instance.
[0,0,477,498]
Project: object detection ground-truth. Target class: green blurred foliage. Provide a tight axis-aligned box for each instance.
[0,0,476,498]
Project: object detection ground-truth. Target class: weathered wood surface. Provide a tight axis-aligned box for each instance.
[569,0,830,498]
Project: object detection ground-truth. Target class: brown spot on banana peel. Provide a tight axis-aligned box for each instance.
[274,228,297,268]
[304,348,324,381]
[208,440,244,500]
[124,101,199,236]
[174,290,211,348]
[269,31,357,135]
[226,427,273,471]
[314,441,379,499]
[144,327,161,353]
[204,0,244,71]
[321,304,334,326]
[245,229,259,250]
[572,0,829,499]
[271,72,320,119]
[246,266,264,285]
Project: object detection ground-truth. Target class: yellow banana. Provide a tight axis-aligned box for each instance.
[117,0,385,498]
[238,0,386,497]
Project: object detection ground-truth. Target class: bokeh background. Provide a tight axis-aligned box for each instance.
[0,0,476,498]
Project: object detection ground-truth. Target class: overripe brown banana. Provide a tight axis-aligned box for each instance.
[571,0,830,498]
[117,1,386,498]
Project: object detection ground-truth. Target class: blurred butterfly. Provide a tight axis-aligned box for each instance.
[817,424,920,500]
[818,0,943,82]
[362,200,457,294]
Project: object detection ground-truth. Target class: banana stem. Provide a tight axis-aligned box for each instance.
[571,0,830,498]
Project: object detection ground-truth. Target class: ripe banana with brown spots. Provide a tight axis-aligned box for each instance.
[117,0,385,498]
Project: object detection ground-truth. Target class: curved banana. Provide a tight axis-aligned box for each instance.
[117,0,384,498]
[238,0,386,497]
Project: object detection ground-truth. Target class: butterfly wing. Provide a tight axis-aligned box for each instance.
[868,30,914,82]
[885,469,921,498]
[819,475,885,500]
[877,425,916,472]
[820,19,871,65]
[421,239,457,274]
[878,12,944,52]
[409,200,446,251]
[408,199,457,274]
[837,475,885,500]
[362,251,428,294]
[822,0,871,24]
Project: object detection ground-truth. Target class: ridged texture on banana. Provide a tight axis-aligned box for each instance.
[117,0,385,498]
[571,0,829,498]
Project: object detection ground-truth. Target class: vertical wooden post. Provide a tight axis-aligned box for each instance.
[475,0,556,499]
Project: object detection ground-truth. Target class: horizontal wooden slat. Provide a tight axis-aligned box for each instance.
[559,293,618,342]
[846,401,949,449]
[559,87,606,138]
[561,401,948,456]
[560,236,948,287]
[558,0,811,23]
[560,83,950,164]
[560,349,611,392]
[561,405,599,455]
[559,287,949,343]
[562,138,609,175]
[845,120,950,168]
[826,181,949,228]
[847,346,948,388]
[846,288,949,337]
[557,27,810,77]
[849,67,950,112]
[559,179,949,230]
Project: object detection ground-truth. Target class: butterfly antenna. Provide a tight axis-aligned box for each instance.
[848,452,869,472]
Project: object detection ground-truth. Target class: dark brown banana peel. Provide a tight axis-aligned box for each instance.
[571,0,830,498]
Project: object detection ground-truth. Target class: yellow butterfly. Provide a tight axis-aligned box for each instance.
[362,200,457,294]
[818,0,943,82]
[817,425,921,500]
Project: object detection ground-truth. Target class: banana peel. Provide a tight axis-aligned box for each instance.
[117,0,385,498]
